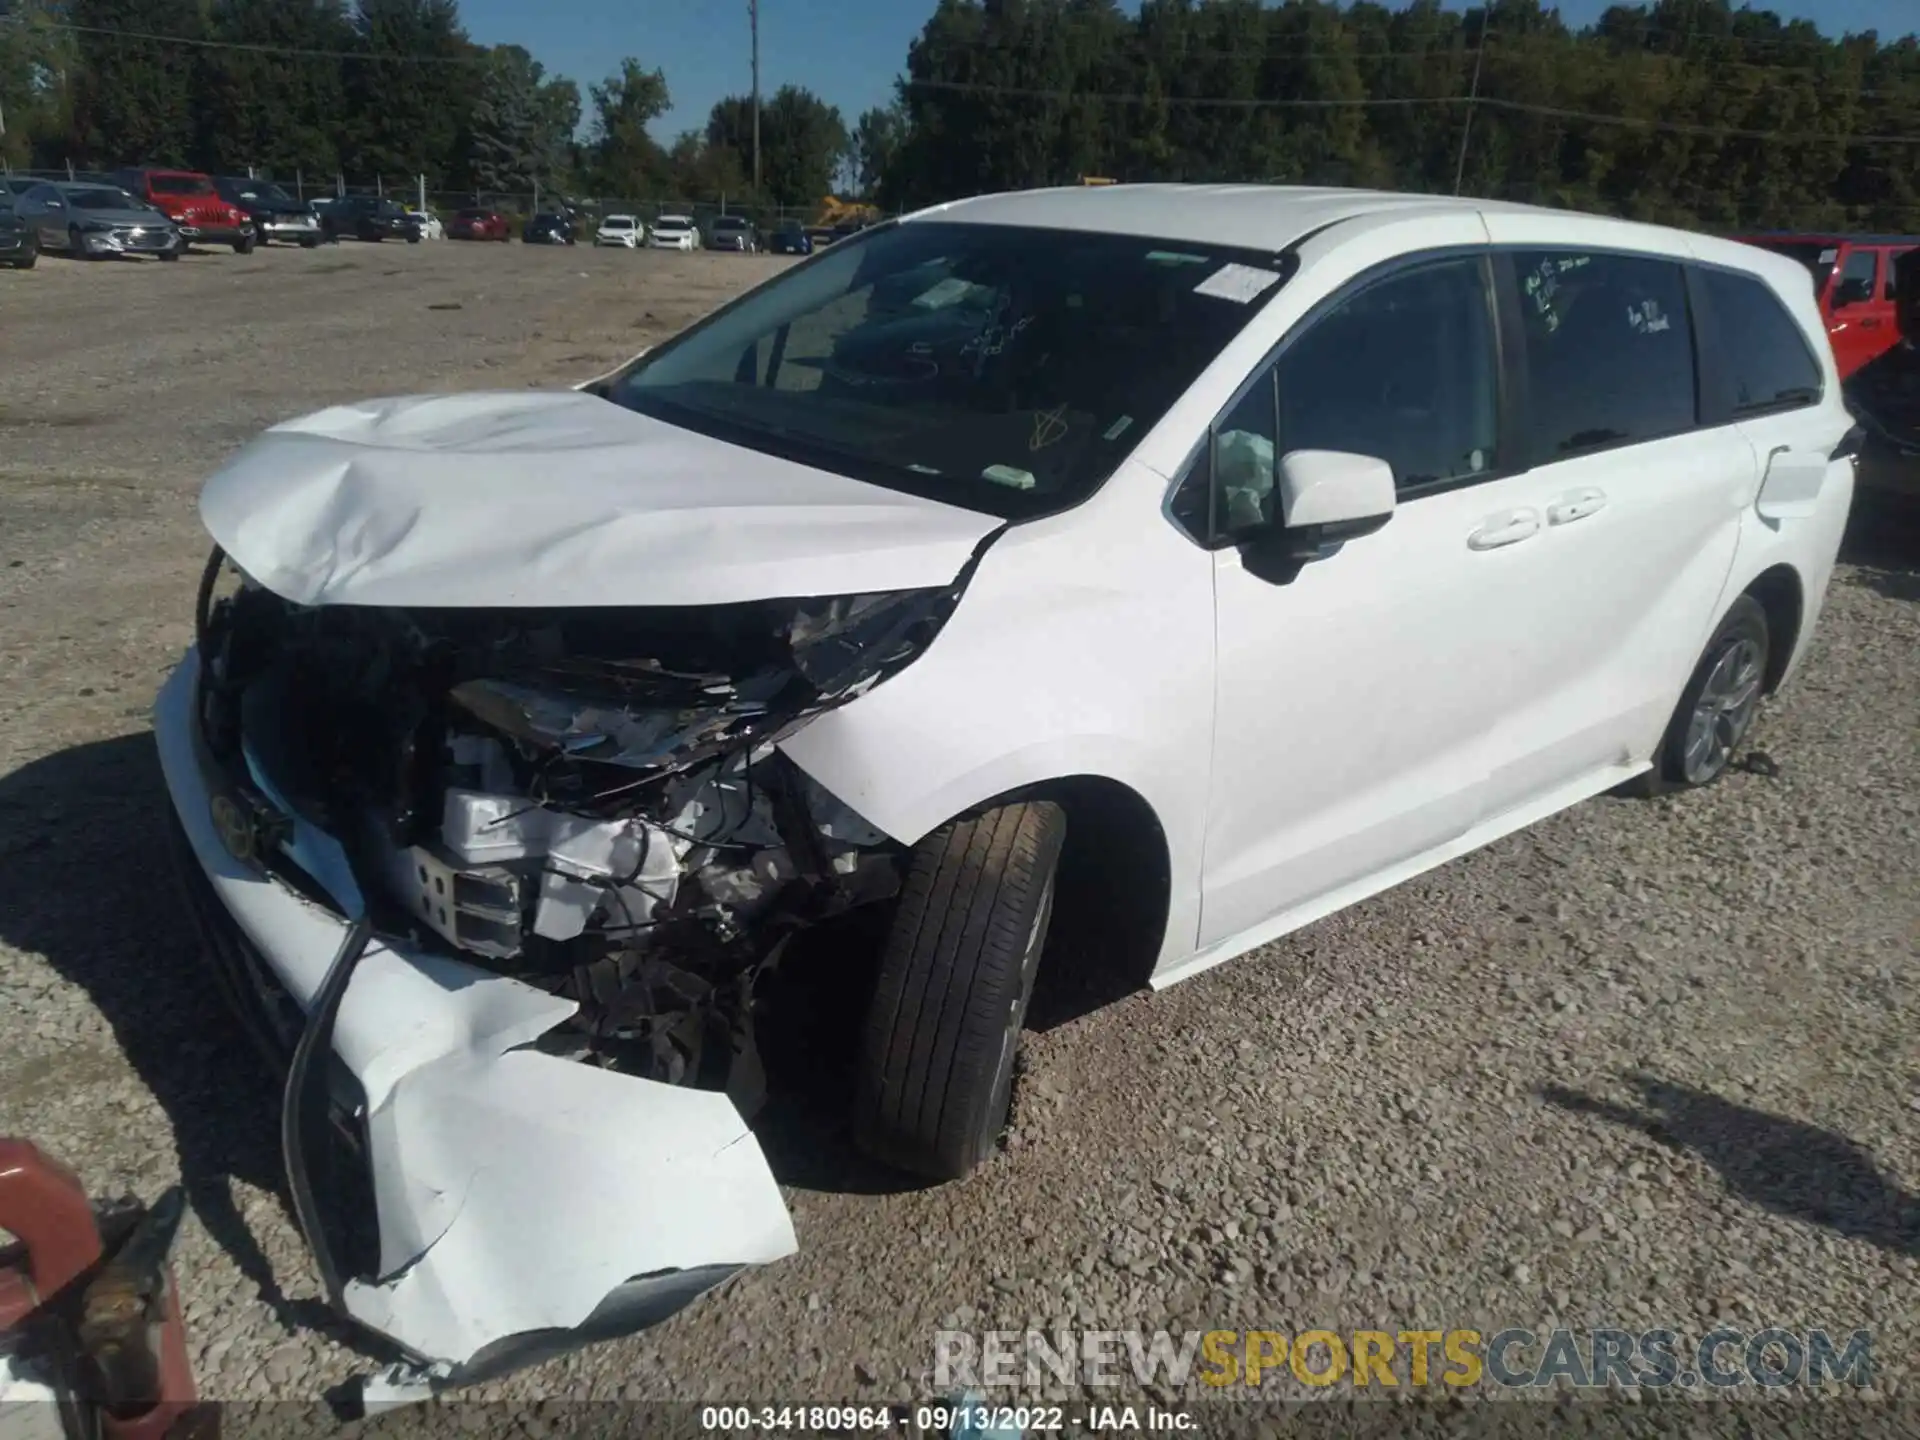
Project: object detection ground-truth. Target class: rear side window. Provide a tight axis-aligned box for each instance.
[1694,266,1823,420]
[1886,248,1912,301]
[1513,251,1696,463]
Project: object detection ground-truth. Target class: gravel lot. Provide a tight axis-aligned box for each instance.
[0,239,1915,1430]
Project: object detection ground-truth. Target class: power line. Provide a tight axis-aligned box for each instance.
[0,16,498,65]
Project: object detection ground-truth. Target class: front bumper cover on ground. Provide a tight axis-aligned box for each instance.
[151,652,799,1386]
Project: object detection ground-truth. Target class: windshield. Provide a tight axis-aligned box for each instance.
[656,216,691,228]
[715,217,747,230]
[151,173,213,196]
[1746,239,1839,295]
[605,221,1289,519]
[603,216,634,227]
[67,189,136,211]
[237,183,291,203]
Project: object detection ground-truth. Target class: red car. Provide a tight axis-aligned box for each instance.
[1733,231,1920,379]
[448,207,511,241]
[113,168,255,252]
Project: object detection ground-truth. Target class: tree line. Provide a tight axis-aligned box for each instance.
[4,0,1919,231]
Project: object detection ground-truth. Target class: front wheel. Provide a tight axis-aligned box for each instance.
[232,235,255,255]
[70,226,99,260]
[299,236,319,249]
[13,238,36,269]
[1630,594,1770,795]
[854,799,1065,1180]
[157,250,179,262]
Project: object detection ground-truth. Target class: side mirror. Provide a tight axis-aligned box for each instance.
[1278,449,1396,534]
[1239,450,1396,582]
[1833,277,1873,308]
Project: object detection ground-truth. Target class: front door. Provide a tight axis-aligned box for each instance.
[1197,253,1520,948]
[1826,244,1884,378]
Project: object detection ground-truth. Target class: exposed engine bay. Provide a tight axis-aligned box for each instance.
[193,553,965,1116]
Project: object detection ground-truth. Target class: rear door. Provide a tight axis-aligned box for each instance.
[1468,241,1752,818]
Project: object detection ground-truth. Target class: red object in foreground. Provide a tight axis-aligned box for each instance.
[0,1139,208,1440]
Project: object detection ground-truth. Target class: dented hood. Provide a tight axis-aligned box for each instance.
[201,390,1004,609]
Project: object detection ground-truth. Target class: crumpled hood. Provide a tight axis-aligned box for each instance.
[201,390,1005,608]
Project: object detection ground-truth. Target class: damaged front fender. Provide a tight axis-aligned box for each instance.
[153,656,797,1379]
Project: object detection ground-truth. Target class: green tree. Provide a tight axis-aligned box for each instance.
[341,0,478,185]
[706,84,847,206]
[467,44,576,195]
[589,58,671,198]
[0,0,74,169]
[64,0,203,167]
[194,0,353,179]
[850,101,907,198]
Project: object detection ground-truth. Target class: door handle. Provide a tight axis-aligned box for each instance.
[1467,508,1541,550]
[1547,488,1608,525]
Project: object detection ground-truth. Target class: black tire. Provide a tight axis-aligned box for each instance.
[13,239,36,270]
[70,226,99,260]
[157,250,179,262]
[854,799,1066,1180]
[1626,594,1770,797]
[232,235,255,255]
[300,236,319,249]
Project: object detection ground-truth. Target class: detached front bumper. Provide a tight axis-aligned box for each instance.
[152,651,798,1383]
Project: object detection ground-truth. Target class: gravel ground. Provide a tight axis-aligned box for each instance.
[0,240,1915,1433]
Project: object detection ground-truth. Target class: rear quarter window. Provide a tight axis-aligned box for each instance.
[1692,266,1824,422]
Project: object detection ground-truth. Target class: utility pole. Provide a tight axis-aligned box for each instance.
[749,0,761,198]
[1453,7,1490,196]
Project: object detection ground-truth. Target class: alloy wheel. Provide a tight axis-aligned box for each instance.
[1681,637,1763,784]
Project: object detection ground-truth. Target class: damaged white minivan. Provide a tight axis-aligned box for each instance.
[154,184,1857,1387]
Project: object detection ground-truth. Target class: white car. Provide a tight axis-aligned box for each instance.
[405,208,444,241]
[595,214,642,247]
[648,213,698,250]
[153,184,1854,1389]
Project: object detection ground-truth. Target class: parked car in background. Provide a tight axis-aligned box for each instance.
[595,214,643,248]
[707,214,758,252]
[214,176,322,248]
[1734,232,1920,379]
[4,180,182,260]
[114,168,254,252]
[57,182,184,260]
[449,207,511,241]
[805,225,834,248]
[769,219,812,256]
[829,218,867,244]
[648,213,699,251]
[523,211,577,245]
[331,196,423,243]
[0,192,37,268]
[407,207,445,240]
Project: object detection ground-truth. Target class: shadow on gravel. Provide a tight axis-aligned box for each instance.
[0,733,386,1353]
[1543,1074,1920,1259]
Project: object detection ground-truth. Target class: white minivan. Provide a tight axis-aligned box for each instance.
[154,185,1856,1383]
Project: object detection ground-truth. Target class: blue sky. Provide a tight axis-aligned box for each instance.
[458,0,1920,143]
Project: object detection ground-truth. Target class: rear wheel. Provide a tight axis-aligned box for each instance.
[1629,594,1770,795]
[854,800,1065,1180]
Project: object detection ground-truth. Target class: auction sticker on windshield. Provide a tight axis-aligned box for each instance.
[1194,263,1283,303]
